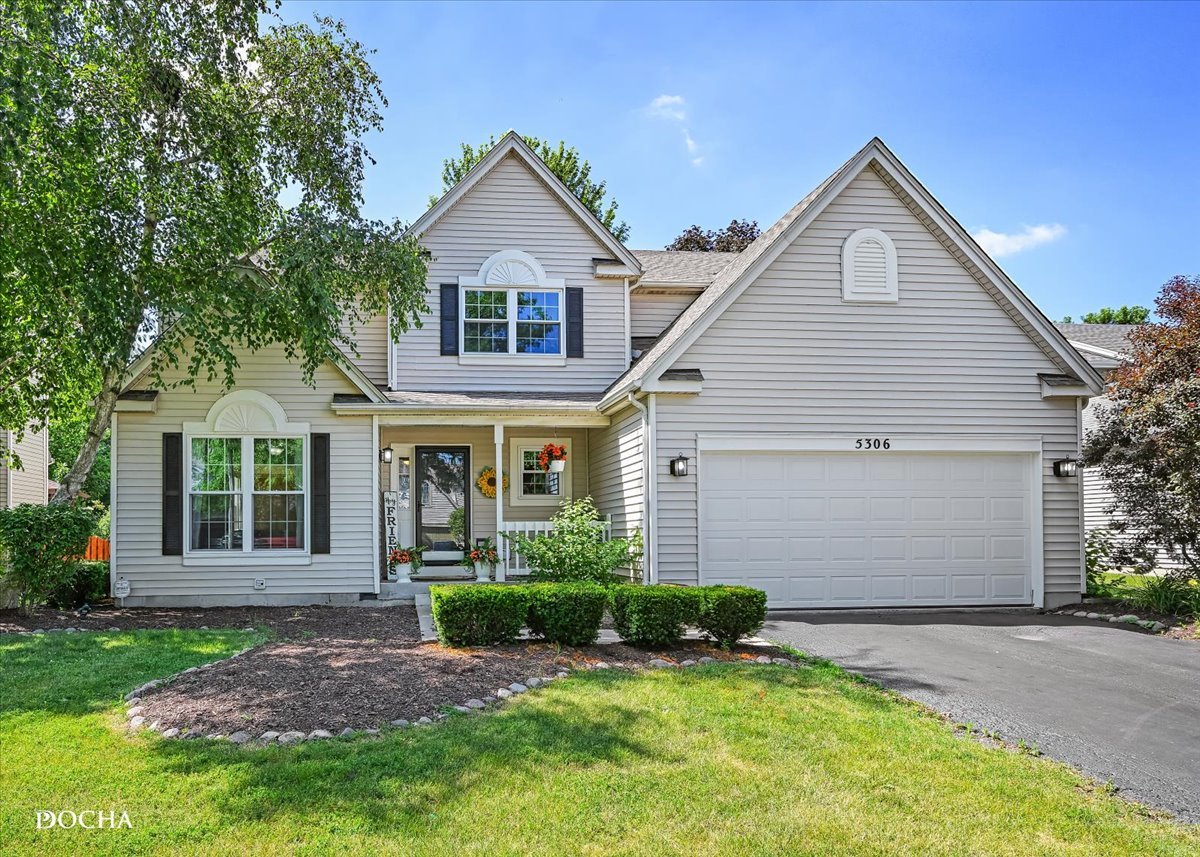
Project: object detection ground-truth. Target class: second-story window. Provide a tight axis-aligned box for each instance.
[463,288,562,355]
[457,250,569,360]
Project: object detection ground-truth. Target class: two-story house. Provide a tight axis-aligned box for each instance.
[110,134,1104,609]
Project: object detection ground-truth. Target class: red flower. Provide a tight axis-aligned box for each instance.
[537,443,568,472]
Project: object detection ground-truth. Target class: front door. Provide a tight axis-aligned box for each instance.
[415,447,470,565]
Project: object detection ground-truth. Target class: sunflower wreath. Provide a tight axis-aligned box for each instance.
[475,466,510,499]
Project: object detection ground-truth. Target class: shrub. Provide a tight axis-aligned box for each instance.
[610,584,701,647]
[0,501,103,615]
[504,497,641,585]
[526,582,608,646]
[695,586,767,648]
[47,560,110,610]
[429,584,530,646]
[1118,575,1200,618]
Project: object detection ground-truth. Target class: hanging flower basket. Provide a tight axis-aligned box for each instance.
[475,466,509,499]
[538,443,568,473]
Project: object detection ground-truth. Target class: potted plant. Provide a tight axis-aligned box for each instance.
[387,546,424,582]
[461,538,500,581]
[538,442,568,474]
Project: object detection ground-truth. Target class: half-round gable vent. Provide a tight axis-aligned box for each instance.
[842,228,898,303]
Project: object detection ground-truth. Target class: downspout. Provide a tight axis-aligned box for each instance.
[1077,396,1087,596]
[627,392,656,584]
[623,277,632,370]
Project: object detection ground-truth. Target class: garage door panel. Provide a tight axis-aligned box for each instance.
[830,576,868,601]
[789,537,825,561]
[786,576,825,601]
[699,451,1034,608]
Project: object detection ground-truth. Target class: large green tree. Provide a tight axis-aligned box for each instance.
[1,1,428,502]
[1083,275,1200,578]
[1060,306,1151,324]
[435,135,629,242]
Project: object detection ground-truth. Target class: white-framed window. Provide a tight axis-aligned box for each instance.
[458,250,567,362]
[463,288,561,355]
[842,228,899,303]
[188,436,306,552]
[182,390,311,564]
[509,437,572,507]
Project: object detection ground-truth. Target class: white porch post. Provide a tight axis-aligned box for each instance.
[494,422,506,582]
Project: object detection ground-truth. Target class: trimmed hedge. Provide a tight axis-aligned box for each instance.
[696,585,767,648]
[610,584,701,647]
[526,582,608,646]
[430,584,530,646]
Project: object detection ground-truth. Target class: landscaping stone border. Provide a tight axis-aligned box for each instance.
[1050,609,1169,632]
[123,652,803,748]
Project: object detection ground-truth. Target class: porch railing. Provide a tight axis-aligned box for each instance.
[499,517,611,578]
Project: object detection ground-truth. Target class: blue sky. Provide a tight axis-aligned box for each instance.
[281,1,1198,321]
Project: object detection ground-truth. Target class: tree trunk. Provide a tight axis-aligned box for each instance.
[51,361,124,504]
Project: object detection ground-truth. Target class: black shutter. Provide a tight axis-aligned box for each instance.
[311,433,331,554]
[162,433,183,555]
[566,287,584,358]
[440,283,459,356]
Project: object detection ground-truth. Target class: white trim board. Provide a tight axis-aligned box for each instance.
[696,434,1045,454]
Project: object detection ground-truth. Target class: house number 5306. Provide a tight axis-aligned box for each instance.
[855,438,891,450]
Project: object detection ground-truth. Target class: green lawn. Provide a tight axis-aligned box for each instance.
[1,631,1196,856]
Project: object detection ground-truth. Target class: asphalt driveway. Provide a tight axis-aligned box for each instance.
[764,611,1200,822]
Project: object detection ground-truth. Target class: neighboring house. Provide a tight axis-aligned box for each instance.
[1057,323,1182,571]
[0,425,50,509]
[110,134,1104,609]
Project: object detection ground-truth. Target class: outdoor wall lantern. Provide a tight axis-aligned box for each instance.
[379,447,393,464]
[1053,458,1079,477]
[670,453,689,478]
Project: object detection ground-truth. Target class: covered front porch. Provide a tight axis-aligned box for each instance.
[377,423,601,583]
[329,389,644,597]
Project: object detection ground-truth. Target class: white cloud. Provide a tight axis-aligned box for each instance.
[972,223,1067,258]
[645,95,704,168]
[646,94,687,121]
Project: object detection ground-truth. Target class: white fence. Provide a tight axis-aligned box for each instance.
[499,518,611,578]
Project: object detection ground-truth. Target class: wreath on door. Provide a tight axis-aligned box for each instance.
[475,466,509,499]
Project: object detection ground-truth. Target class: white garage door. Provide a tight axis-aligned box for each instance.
[699,451,1035,608]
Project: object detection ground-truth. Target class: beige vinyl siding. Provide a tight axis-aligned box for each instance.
[2,426,49,507]
[339,313,389,388]
[394,153,626,392]
[587,405,644,543]
[630,291,698,339]
[376,427,589,547]
[114,344,376,604]
[0,431,8,507]
[654,166,1085,607]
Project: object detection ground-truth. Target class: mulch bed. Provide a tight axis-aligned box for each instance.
[0,604,420,639]
[3,605,768,735]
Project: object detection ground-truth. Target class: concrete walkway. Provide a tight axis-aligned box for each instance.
[764,611,1200,822]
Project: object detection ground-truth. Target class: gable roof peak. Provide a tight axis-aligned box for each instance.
[409,132,642,274]
[600,137,1104,405]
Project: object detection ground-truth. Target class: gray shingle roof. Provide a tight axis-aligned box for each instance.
[381,390,601,410]
[1054,323,1138,354]
[631,250,741,285]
